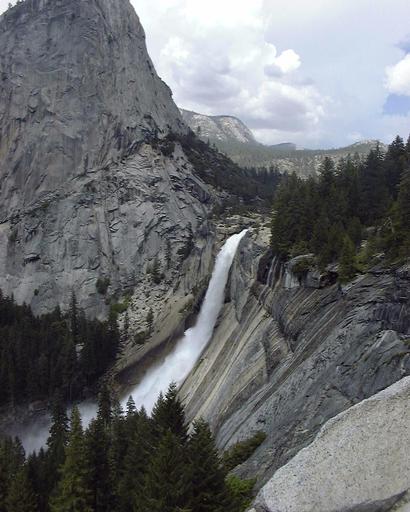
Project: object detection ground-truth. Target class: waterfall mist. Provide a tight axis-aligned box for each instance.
[122,229,248,413]
[13,230,247,452]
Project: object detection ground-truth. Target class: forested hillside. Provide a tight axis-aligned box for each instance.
[0,293,119,407]
[271,135,410,281]
[0,385,255,512]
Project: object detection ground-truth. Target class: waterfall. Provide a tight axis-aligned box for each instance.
[123,229,248,413]
[15,230,247,453]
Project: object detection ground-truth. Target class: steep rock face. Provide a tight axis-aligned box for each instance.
[181,229,410,488]
[0,141,214,316]
[0,0,185,215]
[254,376,410,512]
[0,0,220,316]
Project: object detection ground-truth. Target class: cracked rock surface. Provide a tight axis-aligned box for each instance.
[181,230,410,494]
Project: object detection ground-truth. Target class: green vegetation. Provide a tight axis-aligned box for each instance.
[96,277,110,295]
[291,257,314,279]
[222,431,267,472]
[133,330,148,345]
[0,290,119,406]
[110,299,129,316]
[226,475,257,512]
[150,257,163,284]
[271,136,410,279]
[0,384,255,512]
[160,131,282,210]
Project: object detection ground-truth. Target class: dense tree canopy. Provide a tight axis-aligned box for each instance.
[0,292,120,407]
[0,386,256,512]
[271,136,410,276]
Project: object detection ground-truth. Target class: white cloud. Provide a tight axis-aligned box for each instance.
[139,0,326,143]
[265,48,301,77]
[2,0,410,147]
[385,54,410,96]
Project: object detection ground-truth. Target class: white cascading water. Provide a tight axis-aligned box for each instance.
[17,230,247,453]
[122,229,248,413]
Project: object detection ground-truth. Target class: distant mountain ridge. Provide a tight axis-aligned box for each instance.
[180,108,256,144]
[181,108,385,176]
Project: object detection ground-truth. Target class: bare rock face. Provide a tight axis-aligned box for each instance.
[181,231,410,492]
[254,376,410,512]
[0,0,185,215]
[180,109,256,145]
[0,0,217,316]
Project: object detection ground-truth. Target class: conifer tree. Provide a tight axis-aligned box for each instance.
[46,394,70,492]
[396,168,410,255]
[50,406,92,512]
[117,409,153,512]
[85,416,112,512]
[97,385,112,428]
[151,383,188,444]
[188,419,230,512]
[27,448,49,512]
[143,430,191,512]
[339,235,357,283]
[6,464,38,512]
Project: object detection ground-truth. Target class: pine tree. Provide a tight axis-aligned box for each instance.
[46,394,70,493]
[143,431,191,512]
[69,291,79,343]
[151,383,188,444]
[125,395,136,416]
[151,257,162,284]
[27,448,49,512]
[6,464,38,512]
[50,406,92,512]
[84,416,112,512]
[396,168,410,256]
[339,235,357,283]
[385,135,405,198]
[0,437,26,512]
[117,409,154,512]
[97,385,112,428]
[188,419,230,512]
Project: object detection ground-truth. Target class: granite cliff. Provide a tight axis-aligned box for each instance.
[1,2,409,510]
[0,0,220,318]
[181,227,410,509]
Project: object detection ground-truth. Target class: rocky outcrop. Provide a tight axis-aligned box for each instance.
[0,0,222,317]
[180,109,256,145]
[0,0,185,216]
[181,228,410,489]
[0,140,215,316]
[254,376,410,512]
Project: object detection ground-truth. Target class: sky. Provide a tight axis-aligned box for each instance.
[1,0,410,148]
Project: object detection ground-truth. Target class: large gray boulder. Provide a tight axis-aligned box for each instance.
[254,376,410,512]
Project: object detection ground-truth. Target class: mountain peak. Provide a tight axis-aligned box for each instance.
[0,0,185,216]
[180,108,256,144]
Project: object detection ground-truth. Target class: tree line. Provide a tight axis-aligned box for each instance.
[271,135,410,281]
[0,292,120,407]
[0,385,255,512]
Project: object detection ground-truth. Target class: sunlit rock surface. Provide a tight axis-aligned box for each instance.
[254,376,410,512]
[181,230,410,490]
[0,0,222,317]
